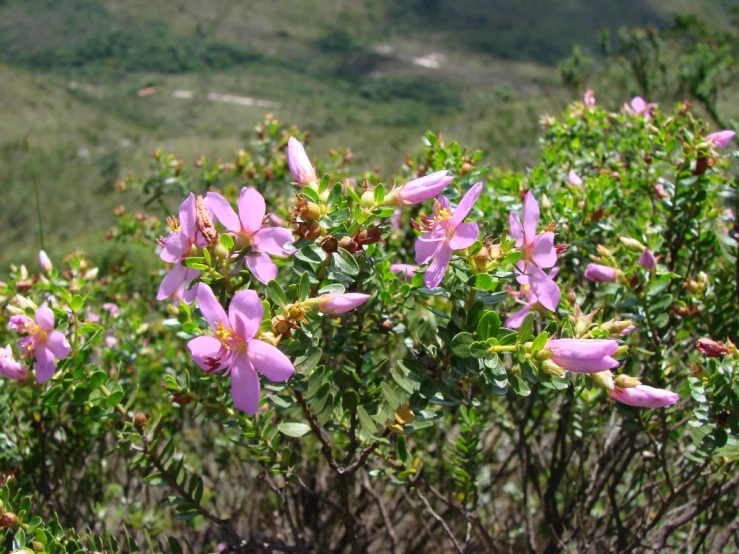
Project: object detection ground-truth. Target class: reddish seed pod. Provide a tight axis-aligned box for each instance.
[0,513,18,529]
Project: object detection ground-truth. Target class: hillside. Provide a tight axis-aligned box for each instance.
[0,0,736,271]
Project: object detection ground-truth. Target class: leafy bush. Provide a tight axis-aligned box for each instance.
[1,97,738,554]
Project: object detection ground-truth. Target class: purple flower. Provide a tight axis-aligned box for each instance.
[317,293,371,315]
[102,303,120,318]
[583,89,595,108]
[505,268,560,329]
[391,210,402,230]
[629,96,657,119]
[396,171,454,206]
[390,264,418,280]
[609,385,679,408]
[188,284,295,415]
[568,170,582,187]
[706,130,735,148]
[639,249,657,270]
[585,263,618,283]
[9,308,71,383]
[545,338,620,373]
[287,137,317,187]
[415,183,482,289]
[39,250,52,272]
[509,192,560,311]
[207,188,295,284]
[0,344,28,381]
[157,193,204,302]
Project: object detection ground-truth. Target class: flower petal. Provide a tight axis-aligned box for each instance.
[188,336,229,372]
[609,385,679,408]
[528,265,561,311]
[157,263,188,301]
[160,231,189,263]
[228,289,263,342]
[547,339,619,360]
[205,192,241,233]
[35,307,55,331]
[196,283,229,331]
[424,242,452,290]
[452,182,483,226]
[239,187,266,235]
[253,227,295,256]
[34,346,56,383]
[179,193,197,240]
[532,231,557,268]
[230,355,261,415]
[505,306,531,330]
[509,211,524,247]
[449,222,479,251]
[247,340,295,382]
[46,331,70,360]
[522,192,540,245]
[415,234,442,265]
[246,251,278,284]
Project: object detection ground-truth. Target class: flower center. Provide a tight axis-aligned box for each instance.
[215,322,247,353]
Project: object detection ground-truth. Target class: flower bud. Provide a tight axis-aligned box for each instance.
[541,359,567,378]
[38,250,52,272]
[619,237,645,252]
[706,130,735,148]
[395,170,453,205]
[360,189,376,208]
[540,193,552,209]
[695,338,729,358]
[600,319,634,335]
[287,137,317,186]
[0,512,18,529]
[272,316,292,336]
[591,370,615,390]
[134,412,148,426]
[584,263,619,283]
[315,293,371,315]
[609,384,678,408]
[596,245,613,258]
[614,374,641,388]
[212,243,229,261]
[614,345,629,358]
[568,170,583,187]
[639,248,657,270]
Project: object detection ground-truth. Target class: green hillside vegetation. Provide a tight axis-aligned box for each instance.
[0,0,737,272]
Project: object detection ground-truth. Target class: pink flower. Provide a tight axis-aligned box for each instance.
[706,130,735,148]
[415,183,482,289]
[9,308,71,383]
[102,303,120,318]
[621,325,636,335]
[639,248,657,270]
[585,263,618,283]
[317,293,371,315]
[629,96,657,119]
[505,269,559,329]
[391,210,402,230]
[38,250,52,272]
[157,193,204,302]
[188,284,295,415]
[0,344,28,381]
[545,338,620,373]
[583,89,595,108]
[396,171,454,206]
[568,170,582,187]
[105,336,118,348]
[609,385,678,408]
[287,137,317,187]
[509,192,560,311]
[390,264,418,280]
[206,188,294,284]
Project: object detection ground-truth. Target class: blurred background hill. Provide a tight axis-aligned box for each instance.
[1,0,738,269]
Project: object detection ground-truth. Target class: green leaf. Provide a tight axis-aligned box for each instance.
[327,183,343,206]
[510,373,531,396]
[451,332,474,357]
[470,341,491,358]
[396,434,409,464]
[517,313,534,343]
[357,405,378,437]
[531,331,548,353]
[477,311,500,340]
[474,274,496,291]
[298,271,311,300]
[278,422,312,438]
[374,184,385,205]
[303,186,320,204]
[220,233,235,250]
[267,280,287,308]
[381,382,401,409]
[333,248,359,276]
[70,295,84,312]
[342,390,359,412]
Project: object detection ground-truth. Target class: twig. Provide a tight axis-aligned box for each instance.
[414,489,464,554]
